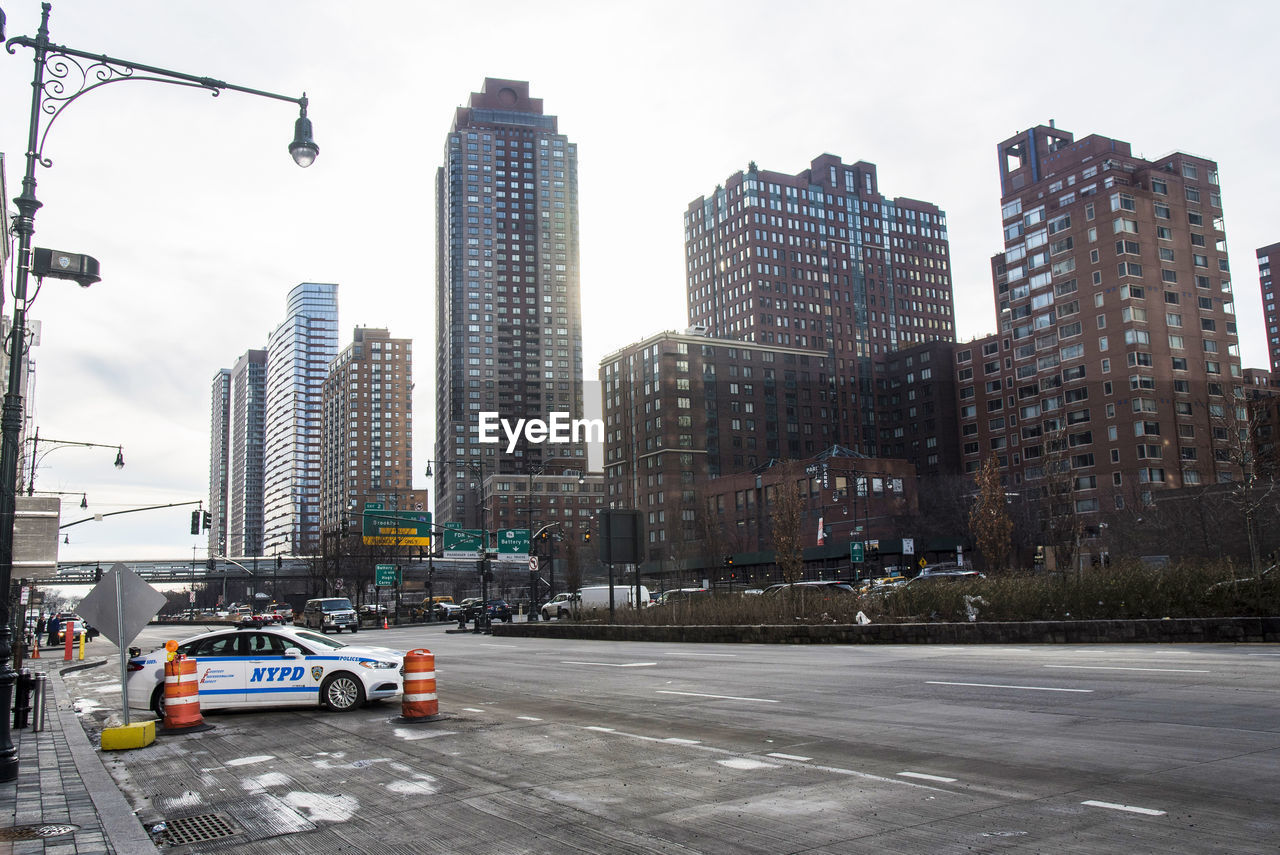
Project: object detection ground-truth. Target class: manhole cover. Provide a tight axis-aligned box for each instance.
[0,823,79,840]
[156,813,242,846]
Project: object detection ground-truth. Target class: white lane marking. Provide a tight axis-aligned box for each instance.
[768,752,812,762]
[1045,665,1209,673]
[898,771,958,783]
[662,652,738,658]
[927,681,1093,693]
[461,708,485,713]
[561,660,658,668]
[1248,653,1280,656]
[517,716,542,722]
[577,726,946,791]
[656,690,779,703]
[479,644,519,649]
[664,737,701,745]
[1081,800,1166,816]
[226,755,274,767]
[718,758,778,771]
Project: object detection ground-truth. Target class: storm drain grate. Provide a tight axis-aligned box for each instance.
[157,813,242,846]
[0,823,79,841]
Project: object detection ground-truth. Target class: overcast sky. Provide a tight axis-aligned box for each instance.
[3,0,1277,564]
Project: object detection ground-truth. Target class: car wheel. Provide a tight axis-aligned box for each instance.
[558,609,567,620]
[150,684,166,720]
[350,626,358,634]
[320,673,365,712]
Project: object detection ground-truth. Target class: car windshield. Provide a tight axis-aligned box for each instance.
[322,600,353,612]
[292,630,346,650]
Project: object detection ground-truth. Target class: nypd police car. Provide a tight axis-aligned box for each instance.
[127,625,403,716]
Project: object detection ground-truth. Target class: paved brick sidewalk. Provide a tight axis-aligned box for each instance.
[2,657,156,854]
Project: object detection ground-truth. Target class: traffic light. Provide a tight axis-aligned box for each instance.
[276,556,283,571]
[190,510,200,535]
[202,510,212,531]
[583,531,591,544]
[723,555,734,567]
[539,530,549,541]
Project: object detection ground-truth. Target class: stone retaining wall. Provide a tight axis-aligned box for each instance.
[492,617,1280,644]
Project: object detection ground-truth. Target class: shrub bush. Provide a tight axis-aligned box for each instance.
[594,560,1277,626]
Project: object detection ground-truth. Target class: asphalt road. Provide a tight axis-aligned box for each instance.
[62,624,1280,854]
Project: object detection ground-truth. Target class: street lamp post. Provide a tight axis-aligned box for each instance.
[0,3,318,783]
[25,427,124,494]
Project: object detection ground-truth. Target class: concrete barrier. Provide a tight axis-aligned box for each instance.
[491,616,1280,645]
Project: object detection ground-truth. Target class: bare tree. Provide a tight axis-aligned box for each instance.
[969,455,1013,571]
[1037,422,1084,573]
[771,465,805,585]
[1210,386,1280,574]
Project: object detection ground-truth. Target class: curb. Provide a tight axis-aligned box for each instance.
[49,667,160,854]
[492,616,1280,644]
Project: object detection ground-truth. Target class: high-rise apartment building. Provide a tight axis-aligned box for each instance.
[263,283,338,556]
[1258,243,1280,374]
[208,368,231,557]
[209,350,268,559]
[320,327,423,534]
[967,123,1241,509]
[434,79,586,528]
[227,350,267,557]
[684,155,955,456]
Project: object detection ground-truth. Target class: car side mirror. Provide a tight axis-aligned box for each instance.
[284,647,303,658]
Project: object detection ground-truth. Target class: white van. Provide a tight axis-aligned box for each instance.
[541,585,651,620]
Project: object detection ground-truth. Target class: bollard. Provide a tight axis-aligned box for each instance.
[63,620,75,661]
[161,655,206,730]
[30,634,39,659]
[400,648,438,720]
[12,670,33,729]
[31,673,49,733]
[78,629,86,661]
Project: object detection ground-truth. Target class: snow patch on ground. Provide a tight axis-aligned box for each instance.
[72,698,103,715]
[386,778,440,795]
[283,791,359,823]
[385,761,439,794]
[242,772,291,792]
[393,728,457,741]
[164,791,204,810]
[716,758,780,771]
[226,755,275,767]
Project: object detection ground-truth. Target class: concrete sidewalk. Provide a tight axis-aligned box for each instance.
[2,656,156,854]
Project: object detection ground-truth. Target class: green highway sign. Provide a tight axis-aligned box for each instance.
[375,564,400,586]
[496,528,531,562]
[850,541,865,563]
[361,507,432,547]
[442,527,485,558]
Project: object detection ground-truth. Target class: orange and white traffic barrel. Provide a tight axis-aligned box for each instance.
[401,648,438,719]
[162,654,206,730]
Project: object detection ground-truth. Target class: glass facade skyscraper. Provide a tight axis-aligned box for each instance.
[263,282,338,556]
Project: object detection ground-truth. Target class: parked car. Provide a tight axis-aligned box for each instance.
[540,592,579,620]
[464,599,513,623]
[301,597,359,634]
[762,581,856,595]
[126,625,403,716]
[910,565,985,584]
[433,602,463,621]
[656,588,711,605]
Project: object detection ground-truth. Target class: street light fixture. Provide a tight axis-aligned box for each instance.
[25,428,124,495]
[0,3,318,783]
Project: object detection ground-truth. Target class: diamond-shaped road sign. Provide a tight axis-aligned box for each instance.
[76,562,168,648]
